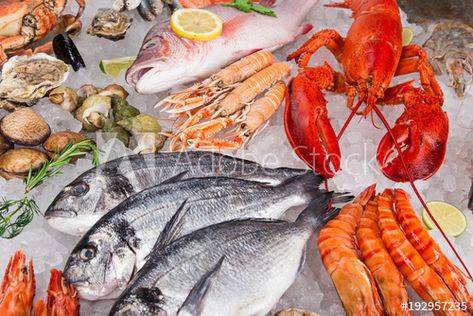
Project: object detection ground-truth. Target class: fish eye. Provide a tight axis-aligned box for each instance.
[71,182,89,196]
[143,38,159,49]
[80,244,96,261]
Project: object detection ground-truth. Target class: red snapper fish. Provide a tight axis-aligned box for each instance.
[126,0,317,94]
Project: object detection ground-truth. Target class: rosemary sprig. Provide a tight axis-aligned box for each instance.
[24,138,101,193]
[0,197,40,239]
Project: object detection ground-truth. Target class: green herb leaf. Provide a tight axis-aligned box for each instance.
[224,0,276,16]
[0,198,40,239]
[250,3,277,16]
[24,138,102,193]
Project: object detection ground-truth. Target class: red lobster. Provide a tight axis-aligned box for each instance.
[285,0,471,279]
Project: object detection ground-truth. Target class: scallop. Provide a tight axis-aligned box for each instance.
[43,131,86,159]
[0,108,51,146]
[0,149,49,180]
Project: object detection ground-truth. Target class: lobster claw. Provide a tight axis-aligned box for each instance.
[377,95,448,182]
[285,71,341,178]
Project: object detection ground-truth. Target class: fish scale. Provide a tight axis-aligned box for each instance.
[63,173,347,301]
[46,152,308,236]
[109,195,336,316]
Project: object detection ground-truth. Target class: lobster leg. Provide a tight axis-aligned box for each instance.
[286,64,346,177]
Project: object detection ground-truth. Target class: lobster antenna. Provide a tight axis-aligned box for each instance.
[337,98,364,140]
[372,105,472,280]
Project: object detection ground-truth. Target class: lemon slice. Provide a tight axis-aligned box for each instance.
[402,28,414,46]
[422,201,468,237]
[170,9,223,42]
[100,57,136,78]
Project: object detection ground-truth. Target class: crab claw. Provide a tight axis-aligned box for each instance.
[285,71,341,178]
[377,95,448,182]
[0,251,36,316]
[33,269,79,316]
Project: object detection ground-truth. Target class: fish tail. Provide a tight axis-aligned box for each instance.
[296,192,339,229]
[279,172,324,199]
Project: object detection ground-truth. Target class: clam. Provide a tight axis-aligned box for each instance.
[99,84,129,99]
[0,149,49,180]
[0,54,69,103]
[75,95,112,131]
[87,8,131,41]
[43,131,87,159]
[0,108,51,146]
[49,86,80,112]
[0,134,12,156]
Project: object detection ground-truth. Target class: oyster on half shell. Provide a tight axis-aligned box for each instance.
[87,9,132,41]
[0,54,70,104]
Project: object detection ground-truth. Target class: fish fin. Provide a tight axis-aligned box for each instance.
[332,192,355,205]
[149,200,190,257]
[279,172,324,198]
[159,171,188,185]
[177,256,225,316]
[296,192,339,229]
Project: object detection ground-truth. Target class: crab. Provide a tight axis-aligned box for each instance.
[0,0,85,67]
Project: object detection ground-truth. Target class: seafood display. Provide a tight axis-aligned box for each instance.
[45,151,309,235]
[157,51,289,150]
[320,187,472,315]
[0,250,79,316]
[0,0,85,67]
[126,0,316,94]
[0,54,69,104]
[109,194,336,316]
[285,0,448,183]
[64,173,350,300]
[423,22,473,98]
[0,0,472,315]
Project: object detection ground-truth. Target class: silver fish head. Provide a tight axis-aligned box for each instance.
[45,170,135,236]
[63,229,136,300]
[110,287,167,316]
[126,24,198,94]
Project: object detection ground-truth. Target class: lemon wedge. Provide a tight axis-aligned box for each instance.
[99,57,136,78]
[170,9,223,42]
[402,28,414,46]
[422,201,468,237]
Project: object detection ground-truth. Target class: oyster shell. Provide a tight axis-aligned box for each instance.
[87,9,131,41]
[0,54,70,103]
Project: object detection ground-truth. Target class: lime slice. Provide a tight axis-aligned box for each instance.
[402,28,414,46]
[422,201,468,237]
[170,9,223,42]
[99,57,136,78]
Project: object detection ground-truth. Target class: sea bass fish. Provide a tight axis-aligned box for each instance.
[45,152,308,236]
[109,194,337,316]
[63,173,350,300]
[126,0,317,94]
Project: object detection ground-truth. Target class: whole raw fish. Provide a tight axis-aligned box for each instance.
[63,173,350,300]
[126,0,317,94]
[45,151,308,236]
[109,194,337,316]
